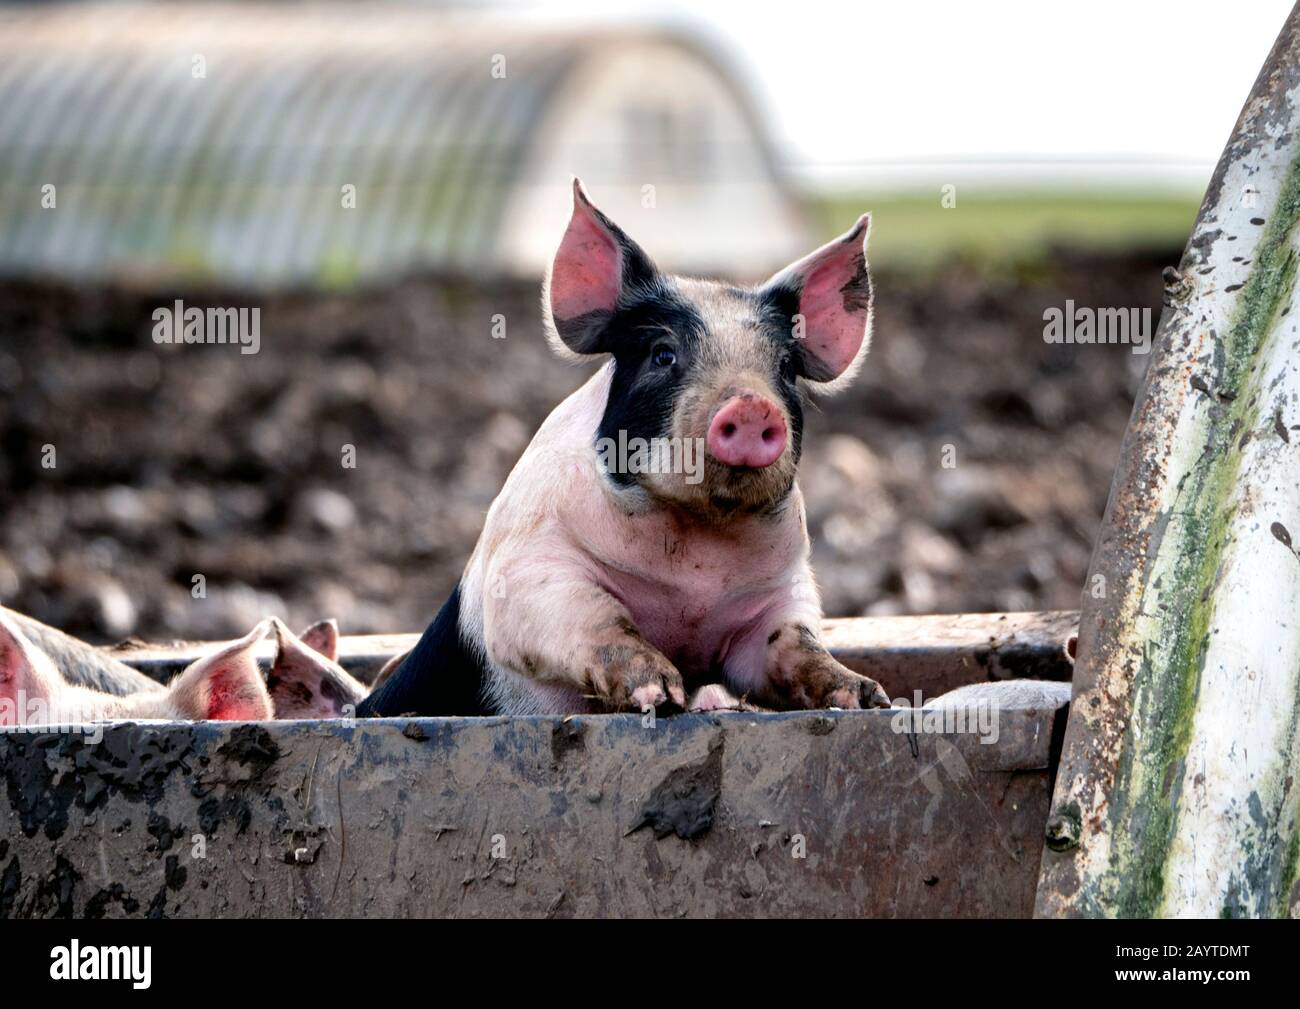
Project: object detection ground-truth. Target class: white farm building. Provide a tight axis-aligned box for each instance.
[0,3,810,287]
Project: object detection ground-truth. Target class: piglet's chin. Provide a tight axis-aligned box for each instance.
[632,455,795,521]
[711,463,797,515]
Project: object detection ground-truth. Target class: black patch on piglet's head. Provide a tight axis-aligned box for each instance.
[594,282,709,486]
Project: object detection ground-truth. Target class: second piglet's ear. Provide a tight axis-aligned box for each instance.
[267,618,367,719]
[544,178,656,358]
[763,214,873,391]
[298,618,339,662]
[166,620,274,721]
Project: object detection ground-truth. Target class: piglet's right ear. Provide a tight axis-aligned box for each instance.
[543,178,655,358]
[168,620,274,721]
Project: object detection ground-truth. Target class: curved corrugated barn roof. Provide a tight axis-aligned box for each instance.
[0,3,797,287]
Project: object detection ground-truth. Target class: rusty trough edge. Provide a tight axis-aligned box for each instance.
[1036,1,1300,919]
[104,610,1079,698]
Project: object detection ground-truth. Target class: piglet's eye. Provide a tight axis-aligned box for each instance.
[652,346,677,368]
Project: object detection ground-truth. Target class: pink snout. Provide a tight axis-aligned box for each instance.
[706,393,788,469]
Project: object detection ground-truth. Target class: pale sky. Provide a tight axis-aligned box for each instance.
[499,0,1296,190]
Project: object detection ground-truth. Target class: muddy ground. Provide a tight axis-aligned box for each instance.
[0,247,1171,645]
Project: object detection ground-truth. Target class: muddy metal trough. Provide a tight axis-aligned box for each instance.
[0,612,1075,918]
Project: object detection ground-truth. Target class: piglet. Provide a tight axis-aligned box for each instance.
[0,604,163,696]
[360,179,888,717]
[0,611,274,724]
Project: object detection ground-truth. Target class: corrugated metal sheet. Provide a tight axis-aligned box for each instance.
[0,3,788,287]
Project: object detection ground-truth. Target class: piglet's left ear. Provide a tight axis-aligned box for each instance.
[167,620,274,721]
[762,214,873,391]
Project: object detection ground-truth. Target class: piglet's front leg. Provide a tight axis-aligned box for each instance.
[482,570,686,712]
[754,624,891,711]
[583,619,688,711]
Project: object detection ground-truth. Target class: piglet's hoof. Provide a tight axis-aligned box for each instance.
[589,645,687,711]
[826,673,891,710]
[797,663,892,711]
[859,676,891,709]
